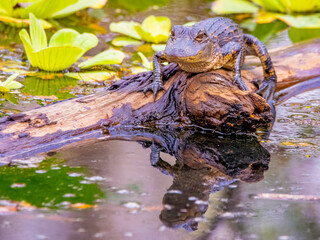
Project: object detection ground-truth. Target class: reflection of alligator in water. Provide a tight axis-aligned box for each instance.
[104,127,270,231]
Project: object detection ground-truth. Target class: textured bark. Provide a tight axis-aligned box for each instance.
[0,38,320,162]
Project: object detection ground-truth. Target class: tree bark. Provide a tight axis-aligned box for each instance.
[1,38,320,162]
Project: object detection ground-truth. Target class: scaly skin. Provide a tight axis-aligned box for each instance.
[144,17,277,105]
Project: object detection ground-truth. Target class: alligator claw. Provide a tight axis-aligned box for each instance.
[256,78,276,103]
[235,75,249,91]
[143,82,166,100]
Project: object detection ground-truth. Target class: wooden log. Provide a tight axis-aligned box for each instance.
[1,38,320,162]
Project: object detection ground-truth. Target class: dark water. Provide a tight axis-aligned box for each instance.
[1,0,320,240]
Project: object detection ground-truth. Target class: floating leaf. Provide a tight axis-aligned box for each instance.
[49,29,79,47]
[137,52,152,70]
[21,0,78,19]
[211,0,259,14]
[29,13,47,51]
[110,16,171,44]
[78,49,125,69]
[135,16,171,43]
[252,0,286,13]
[111,36,142,46]
[288,27,320,43]
[252,0,320,13]
[32,46,83,71]
[52,0,107,18]
[0,73,23,92]
[0,15,52,28]
[19,14,98,71]
[109,21,141,40]
[276,14,320,28]
[65,71,117,82]
[251,20,288,43]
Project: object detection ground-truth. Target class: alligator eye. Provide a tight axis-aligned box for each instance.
[195,31,207,42]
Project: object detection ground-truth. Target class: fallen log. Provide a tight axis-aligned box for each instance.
[1,38,320,162]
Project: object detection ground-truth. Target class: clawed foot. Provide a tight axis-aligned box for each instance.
[235,75,249,91]
[256,78,276,103]
[143,82,166,100]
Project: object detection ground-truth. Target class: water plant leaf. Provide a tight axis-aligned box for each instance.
[73,33,99,54]
[0,73,23,92]
[78,49,125,69]
[21,0,78,19]
[276,14,320,28]
[0,15,52,28]
[19,14,99,71]
[134,16,171,43]
[109,21,141,40]
[111,36,142,46]
[32,46,83,71]
[49,29,79,47]
[211,0,259,14]
[252,0,320,13]
[252,0,286,13]
[29,13,47,51]
[288,27,320,43]
[65,71,117,82]
[137,52,152,70]
[52,0,107,18]
[19,29,36,66]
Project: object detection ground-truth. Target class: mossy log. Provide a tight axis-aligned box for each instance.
[1,38,320,162]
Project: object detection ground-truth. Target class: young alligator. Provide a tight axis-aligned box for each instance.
[144,17,277,105]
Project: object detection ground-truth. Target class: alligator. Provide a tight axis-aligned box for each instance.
[143,17,277,105]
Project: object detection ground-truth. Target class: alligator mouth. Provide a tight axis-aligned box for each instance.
[165,50,204,62]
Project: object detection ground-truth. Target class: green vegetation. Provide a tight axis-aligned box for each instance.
[0,73,23,93]
[212,0,320,28]
[0,0,107,28]
[0,157,105,208]
[19,14,98,71]
[110,15,171,46]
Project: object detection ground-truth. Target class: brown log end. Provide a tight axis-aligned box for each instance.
[184,71,272,132]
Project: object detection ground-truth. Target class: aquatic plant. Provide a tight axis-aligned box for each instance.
[0,73,23,93]
[211,0,320,28]
[19,14,98,72]
[110,15,171,46]
[0,0,107,28]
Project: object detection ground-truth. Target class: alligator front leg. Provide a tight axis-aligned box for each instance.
[219,42,249,91]
[243,34,277,104]
[143,51,167,100]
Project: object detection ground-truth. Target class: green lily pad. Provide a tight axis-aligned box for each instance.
[78,49,125,69]
[276,14,320,28]
[211,0,259,14]
[111,36,142,46]
[109,21,141,40]
[65,71,117,82]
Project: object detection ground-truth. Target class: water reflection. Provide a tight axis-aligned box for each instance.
[104,127,270,231]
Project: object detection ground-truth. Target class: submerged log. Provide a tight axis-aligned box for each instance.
[1,38,320,161]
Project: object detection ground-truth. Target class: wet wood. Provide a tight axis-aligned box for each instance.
[1,38,320,162]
